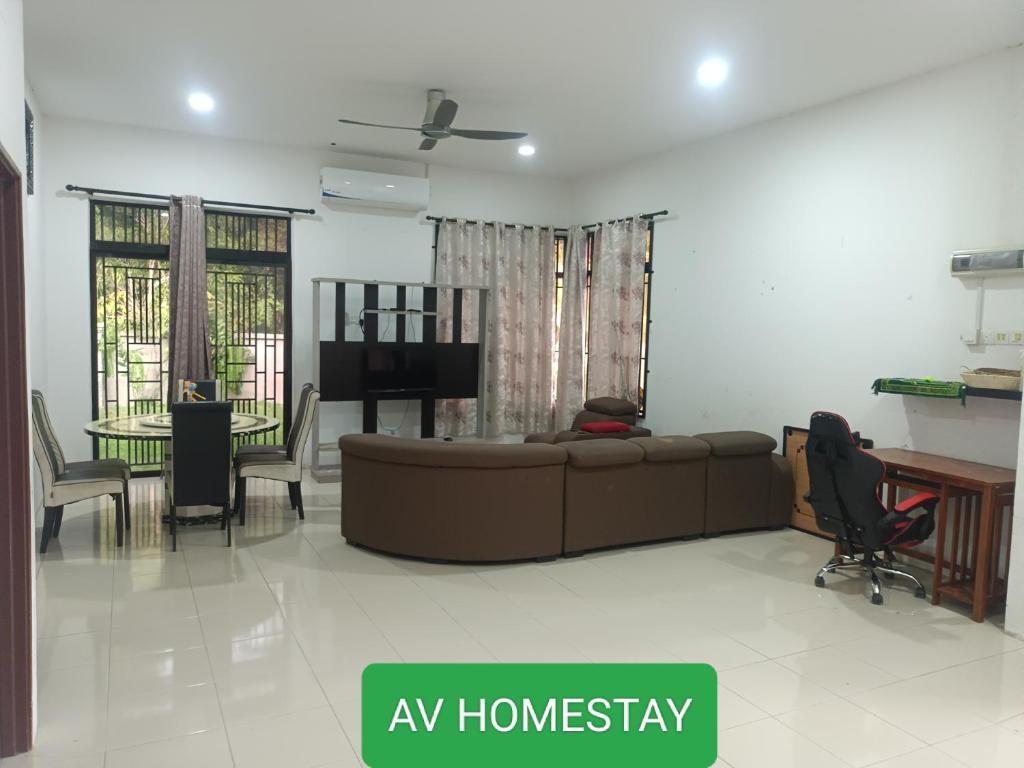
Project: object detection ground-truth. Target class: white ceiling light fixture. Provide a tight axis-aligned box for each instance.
[696,57,729,89]
[518,144,536,157]
[187,92,215,112]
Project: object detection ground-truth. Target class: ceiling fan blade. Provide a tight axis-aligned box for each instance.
[448,129,528,141]
[338,118,421,132]
[419,138,437,150]
[431,99,459,129]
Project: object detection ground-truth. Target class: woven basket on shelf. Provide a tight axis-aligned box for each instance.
[959,367,1022,391]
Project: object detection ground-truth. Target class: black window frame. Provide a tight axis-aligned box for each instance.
[432,220,655,420]
[88,200,293,473]
[555,226,655,418]
[24,102,34,196]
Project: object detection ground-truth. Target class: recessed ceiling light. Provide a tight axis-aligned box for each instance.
[384,184,396,188]
[188,92,215,112]
[696,57,729,88]
[518,144,536,157]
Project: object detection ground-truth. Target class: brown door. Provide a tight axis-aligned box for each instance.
[0,146,33,757]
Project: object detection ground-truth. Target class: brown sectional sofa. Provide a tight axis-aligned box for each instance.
[562,436,709,555]
[340,435,567,562]
[339,430,792,563]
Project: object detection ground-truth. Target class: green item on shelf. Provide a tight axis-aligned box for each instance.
[871,378,967,405]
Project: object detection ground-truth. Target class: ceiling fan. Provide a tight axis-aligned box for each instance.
[338,89,527,151]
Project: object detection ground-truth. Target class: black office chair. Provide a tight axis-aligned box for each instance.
[805,411,937,605]
[166,401,233,551]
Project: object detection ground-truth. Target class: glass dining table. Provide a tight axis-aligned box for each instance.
[83,411,280,524]
[84,411,280,441]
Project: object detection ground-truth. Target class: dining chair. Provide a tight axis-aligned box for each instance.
[233,387,320,524]
[234,382,314,460]
[166,401,234,551]
[32,391,132,531]
[31,391,128,553]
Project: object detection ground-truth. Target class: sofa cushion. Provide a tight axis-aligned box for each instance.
[583,397,638,417]
[524,432,558,444]
[339,434,567,468]
[630,436,711,462]
[579,420,632,434]
[694,431,777,457]
[563,438,644,468]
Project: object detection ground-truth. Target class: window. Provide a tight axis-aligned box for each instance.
[554,225,654,417]
[89,201,292,472]
[24,103,34,195]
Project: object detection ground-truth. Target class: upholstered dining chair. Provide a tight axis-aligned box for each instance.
[166,401,234,551]
[234,382,314,459]
[31,391,130,553]
[233,387,320,524]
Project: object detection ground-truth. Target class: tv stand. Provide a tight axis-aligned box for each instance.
[311,278,490,481]
[362,394,438,437]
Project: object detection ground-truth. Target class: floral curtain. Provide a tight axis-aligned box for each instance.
[435,219,557,436]
[586,216,648,403]
[554,226,587,430]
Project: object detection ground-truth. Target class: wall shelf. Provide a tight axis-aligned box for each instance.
[873,382,1021,404]
[964,387,1022,402]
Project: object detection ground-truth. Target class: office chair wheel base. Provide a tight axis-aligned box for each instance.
[914,587,926,599]
[814,576,825,588]
[871,593,883,606]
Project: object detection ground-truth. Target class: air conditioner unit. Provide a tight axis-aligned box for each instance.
[951,248,1024,277]
[320,168,430,212]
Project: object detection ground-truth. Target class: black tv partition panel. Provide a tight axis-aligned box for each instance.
[319,342,479,403]
[365,346,437,393]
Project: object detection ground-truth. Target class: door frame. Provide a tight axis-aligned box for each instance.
[0,144,33,757]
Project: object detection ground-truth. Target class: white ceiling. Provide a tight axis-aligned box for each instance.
[25,0,1024,179]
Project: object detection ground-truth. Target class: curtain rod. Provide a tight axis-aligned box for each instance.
[65,185,316,216]
[581,210,668,230]
[427,210,667,231]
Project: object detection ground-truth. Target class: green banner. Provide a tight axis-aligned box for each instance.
[362,663,717,768]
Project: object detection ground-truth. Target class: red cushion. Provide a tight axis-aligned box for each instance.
[579,421,631,434]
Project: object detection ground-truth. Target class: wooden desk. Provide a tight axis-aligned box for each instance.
[866,448,1015,622]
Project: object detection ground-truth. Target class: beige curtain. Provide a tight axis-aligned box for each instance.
[435,219,557,436]
[586,216,648,403]
[167,194,211,405]
[554,226,587,429]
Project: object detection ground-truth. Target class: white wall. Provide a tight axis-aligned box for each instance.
[574,46,1024,469]
[0,0,24,169]
[1011,390,1024,637]
[38,117,574,457]
[573,45,1024,631]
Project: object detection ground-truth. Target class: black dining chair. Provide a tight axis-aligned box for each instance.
[165,401,233,551]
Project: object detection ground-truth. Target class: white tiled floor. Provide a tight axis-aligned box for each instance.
[7,473,1024,767]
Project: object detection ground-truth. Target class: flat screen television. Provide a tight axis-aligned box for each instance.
[364,347,436,393]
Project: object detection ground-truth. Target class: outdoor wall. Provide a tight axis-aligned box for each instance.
[36,117,575,458]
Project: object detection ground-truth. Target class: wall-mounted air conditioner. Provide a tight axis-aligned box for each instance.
[951,248,1024,278]
[320,167,430,212]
